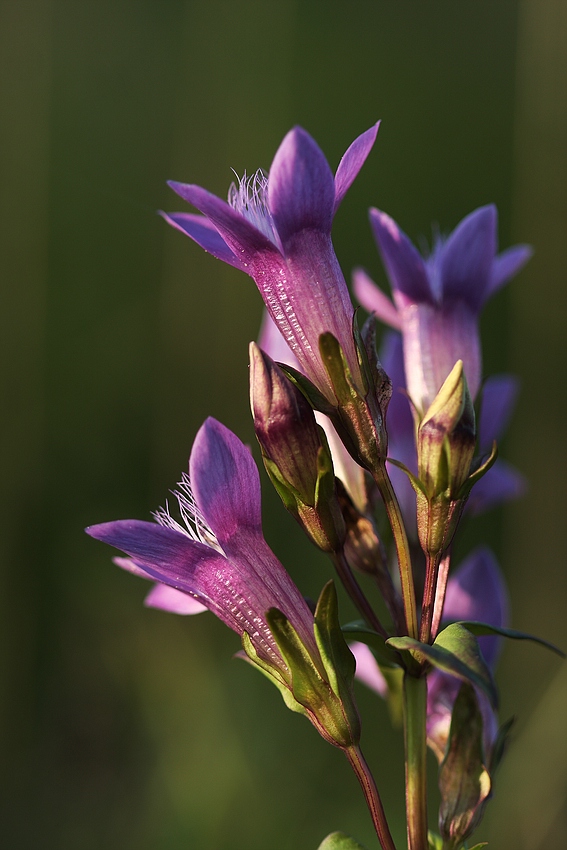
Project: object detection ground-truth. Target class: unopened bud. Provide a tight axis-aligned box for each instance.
[418,361,476,499]
[249,342,345,551]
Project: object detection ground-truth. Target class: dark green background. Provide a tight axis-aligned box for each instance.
[1,1,565,848]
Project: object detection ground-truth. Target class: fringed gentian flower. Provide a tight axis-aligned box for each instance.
[86,417,360,749]
[162,124,379,404]
[353,205,532,413]
[351,546,508,762]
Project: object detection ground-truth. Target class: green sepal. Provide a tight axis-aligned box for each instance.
[427,832,443,850]
[387,456,428,497]
[317,831,369,850]
[314,582,356,690]
[319,332,359,407]
[278,362,336,416]
[456,621,565,658]
[439,684,491,849]
[267,604,358,748]
[387,624,498,709]
[458,442,498,499]
[342,621,401,667]
[357,313,393,417]
[239,632,306,717]
[262,453,303,513]
[314,582,361,744]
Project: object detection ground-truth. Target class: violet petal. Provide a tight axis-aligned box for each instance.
[466,459,527,516]
[479,374,520,450]
[159,211,241,269]
[268,127,335,246]
[439,205,496,309]
[352,267,402,330]
[144,583,208,615]
[488,244,533,299]
[167,182,279,262]
[333,122,380,214]
[369,209,432,303]
[189,417,262,544]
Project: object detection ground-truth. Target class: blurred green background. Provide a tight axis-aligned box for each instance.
[1,1,565,848]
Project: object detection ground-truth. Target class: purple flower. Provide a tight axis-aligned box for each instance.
[87,417,319,676]
[162,124,380,403]
[353,206,532,413]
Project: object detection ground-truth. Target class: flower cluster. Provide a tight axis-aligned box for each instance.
[87,123,557,850]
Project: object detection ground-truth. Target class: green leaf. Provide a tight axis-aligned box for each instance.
[387,624,498,709]
[456,621,565,658]
[342,621,402,667]
[317,831,369,850]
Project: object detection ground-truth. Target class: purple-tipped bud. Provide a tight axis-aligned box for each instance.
[249,342,345,552]
[250,342,322,503]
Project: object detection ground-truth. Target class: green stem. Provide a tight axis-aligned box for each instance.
[403,673,428,850]
[372,462,418,639]
[346,746,397,850]
[332,549,389,639]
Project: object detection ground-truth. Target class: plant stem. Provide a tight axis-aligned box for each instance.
[420,551,441,644]
[430,549,451,641]
[403,673,428,850]
[346,745,397,850]
[332,549,389,639]
[372,462,418,639]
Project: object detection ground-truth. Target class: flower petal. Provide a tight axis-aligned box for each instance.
[333,122,380,214]
[257,309,299,369]
[443,546,508,667]
[268,127,335,246]
[466,459,527,516]
[488,244,533,299]
[352,267,402,330]
[479,374,520,450]
[88,519,286,667]
[369,209,432,303]
[190,418,262,544]
[159,211,242,269]
[351,641,388,697]
[439,205,496,309]
[144,583,208,615]
[167,181,279,262]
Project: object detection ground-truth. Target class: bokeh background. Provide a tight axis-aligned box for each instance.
[1,1,565,848]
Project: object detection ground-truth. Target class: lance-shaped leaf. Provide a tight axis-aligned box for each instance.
[317,832,369,850]
[387,624,498,709]
[439,684,492,849]
[456,621,565,658]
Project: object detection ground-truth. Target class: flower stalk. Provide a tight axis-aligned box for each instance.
[403,673,428,850]
[345,746,397,850]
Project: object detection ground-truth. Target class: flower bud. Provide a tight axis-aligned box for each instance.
[438,684,492,849]
[418,361,476,500]
[249,342,345,551]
